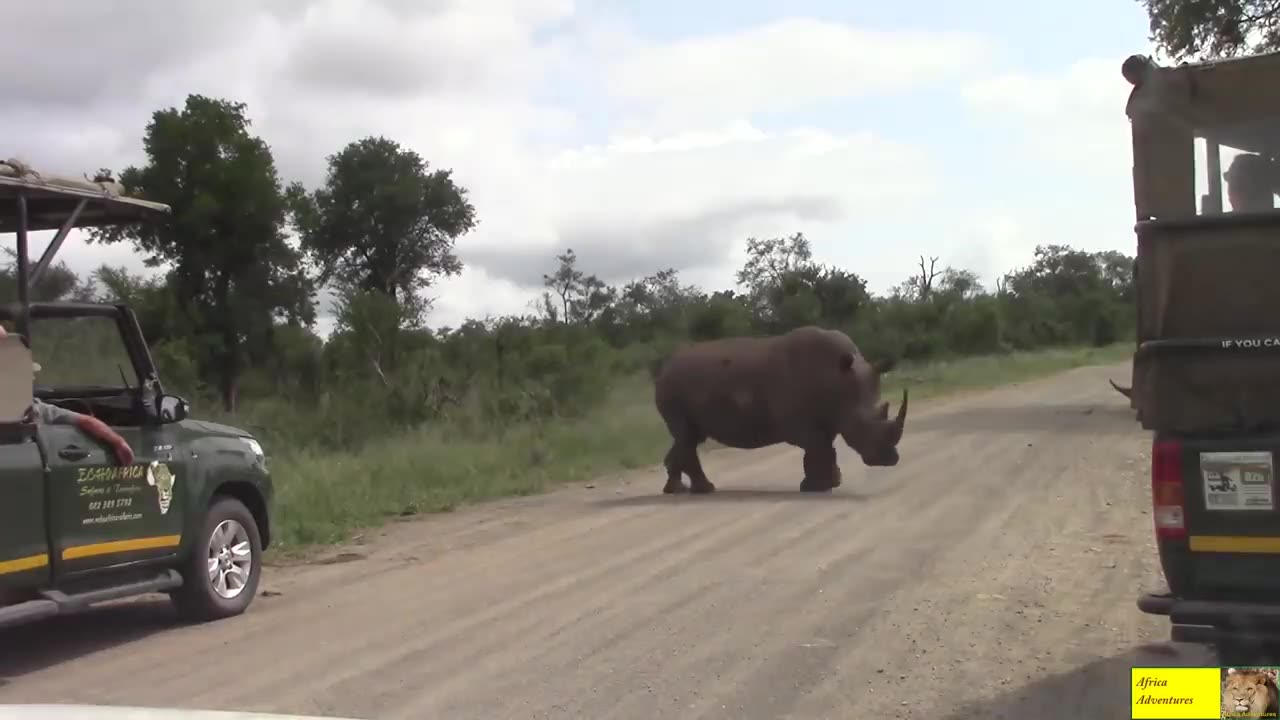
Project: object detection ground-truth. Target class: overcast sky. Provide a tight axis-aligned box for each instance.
[2,0,1156,334]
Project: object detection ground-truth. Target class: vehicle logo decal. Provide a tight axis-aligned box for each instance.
[147,461,177,515]
[77,465,146,483]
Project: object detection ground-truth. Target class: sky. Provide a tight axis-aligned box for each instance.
[1,0,1159,336]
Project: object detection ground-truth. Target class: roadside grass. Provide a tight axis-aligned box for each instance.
[264,342,1132,560]
[877,342,1133,405]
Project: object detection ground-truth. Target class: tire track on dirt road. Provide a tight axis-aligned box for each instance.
[0,362,1215,720]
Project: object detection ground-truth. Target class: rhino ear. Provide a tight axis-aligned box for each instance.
[872,357,896,375]
[838,352,855,372]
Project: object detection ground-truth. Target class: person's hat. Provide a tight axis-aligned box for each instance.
[1224,153,1275,185]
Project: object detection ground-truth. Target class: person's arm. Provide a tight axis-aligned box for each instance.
[31,400,135,466]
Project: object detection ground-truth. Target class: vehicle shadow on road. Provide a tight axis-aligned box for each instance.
[0,597,177,684]
[907,402,1136,436]
[936,642,1215,720]
[592,487,888,509]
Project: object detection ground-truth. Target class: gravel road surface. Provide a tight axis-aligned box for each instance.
[0,362,1214,719]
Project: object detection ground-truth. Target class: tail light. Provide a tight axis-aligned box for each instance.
[1152,438,1186,540]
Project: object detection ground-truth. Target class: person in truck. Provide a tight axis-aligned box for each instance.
[1224,152,1279,212]
[0,324,135,466]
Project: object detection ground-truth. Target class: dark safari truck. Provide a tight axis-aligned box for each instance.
[0,161,272,630]
[1116,50,1280,664]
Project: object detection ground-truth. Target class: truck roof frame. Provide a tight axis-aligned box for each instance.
[0,159,171,340]
[1123,51,1280,221]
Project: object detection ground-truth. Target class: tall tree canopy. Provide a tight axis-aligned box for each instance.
[733,232,869,331]
[1139,0,1280,60]
[287,136,477,320]
[88,94,314,411]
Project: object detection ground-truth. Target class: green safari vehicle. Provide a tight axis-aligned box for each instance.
[0,161,273,629]
[1118,50,1280,663]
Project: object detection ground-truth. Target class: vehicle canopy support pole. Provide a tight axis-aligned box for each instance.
[30,198,86,286]
[1204,136,1223,214]
[14,192,31,342]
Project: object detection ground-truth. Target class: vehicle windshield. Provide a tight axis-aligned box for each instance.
[10,315,138,393]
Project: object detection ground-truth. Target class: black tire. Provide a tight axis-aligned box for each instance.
[171,495,263,623]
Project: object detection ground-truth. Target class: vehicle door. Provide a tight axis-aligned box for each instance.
[29,313,189,577]
[0,426,51,592]
[0,336,51,592]
[42,420,190,577]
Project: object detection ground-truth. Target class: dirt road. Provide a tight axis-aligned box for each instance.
[0,362,1212,719]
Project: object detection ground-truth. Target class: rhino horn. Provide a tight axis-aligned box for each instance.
[1109,379,1133,398]
[875,401,890,420]
[887,388,908,445]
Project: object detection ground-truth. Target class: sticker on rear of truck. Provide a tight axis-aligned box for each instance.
[1201,451,1274,511]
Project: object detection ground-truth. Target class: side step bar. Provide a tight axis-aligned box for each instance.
[0,570,183,630]
[0,599,57,630]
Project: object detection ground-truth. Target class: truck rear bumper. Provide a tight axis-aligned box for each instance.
[1139,591,1280,645]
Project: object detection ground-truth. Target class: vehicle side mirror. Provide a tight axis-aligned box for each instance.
[157,394,190,423]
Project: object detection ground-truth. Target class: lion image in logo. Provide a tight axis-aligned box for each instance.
[1222,667,1280,718]
[146,461,177,515]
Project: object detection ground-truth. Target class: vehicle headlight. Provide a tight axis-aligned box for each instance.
[241,437,266,467]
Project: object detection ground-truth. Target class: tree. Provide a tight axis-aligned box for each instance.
[288,136,476,322]
[329,286,422,386]
[88,94,314,411]
[540,249,614,324]
[735,233,814,301]
[1003,244,1107,300]
[1139,0,1280,60]
[0,254,89,304]
[1094,250,1137,302]
[732,234,870,330]
[936,268,984,302]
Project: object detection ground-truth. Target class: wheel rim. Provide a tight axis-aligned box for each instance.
[207,519,253,600]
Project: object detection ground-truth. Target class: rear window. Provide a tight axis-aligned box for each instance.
[1193,120,1280,215]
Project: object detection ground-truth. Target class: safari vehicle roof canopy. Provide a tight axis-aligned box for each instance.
[0,159,171,234]
[2,158,171,339]
[1124,50,1280,221]
[1123,51,1280,434]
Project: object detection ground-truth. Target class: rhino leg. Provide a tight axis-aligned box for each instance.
[659,413,713,494]
[679,443,715,494]
[799,445,839,492]
[662,444,688,494]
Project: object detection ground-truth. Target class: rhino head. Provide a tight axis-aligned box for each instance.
[836,352,908,467]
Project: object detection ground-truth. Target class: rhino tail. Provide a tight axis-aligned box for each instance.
[1108,379,1133,398]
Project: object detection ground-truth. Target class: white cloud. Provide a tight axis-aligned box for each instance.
[457,121,936,298]
[957,57,1140,265]
[963,58,1127,116]
[608,18,992,127]
[941,214,1027,291]
[962,57,1134,178]
[279,0,573,98]
[4,2,991,334]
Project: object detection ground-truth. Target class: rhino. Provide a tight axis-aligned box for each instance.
[653,325,908,494]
